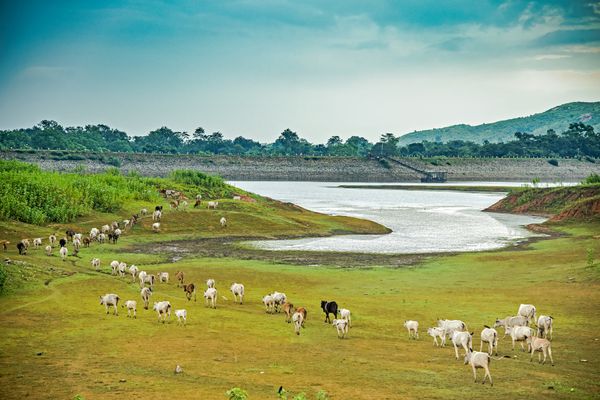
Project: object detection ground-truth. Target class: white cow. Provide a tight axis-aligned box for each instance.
[99,293,120,315]
[517,304,537,324]
[464,351,494,386]
[262,294,275,313]
[204,287,217,308]
[129,265,139,282]
[480,326,499,355]
[90,227,99,239]
[153,301,172,323]
[332,319,349,339]
[91,258,101,270]
[537,315,554,340]
[340,308,352,327]
[152,222,161,232]
[32,238,42,249]
[118,262,127,277]
[101,224,110,233]
[206,278,215,288]
[49,234,57,247]
[123,300,137,318]
[59,246,68,261]
[110,260,120,275]
[506,326,534,351]
[152,210,162,221]
[451,331,473,360]
[230,283,244,304]
[175,309,187,326]
[292,311,304,335]
[438,319,467,336]
[494,316,529,337]
[404,320,419,339]
[158,272,169,283]
[140,287,152,309]
[271,291,286,311]
[207,201,218,209]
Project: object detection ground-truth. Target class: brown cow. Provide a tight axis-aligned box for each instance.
[170,200,179,210]
[83,237,91,247]
[183,283,196,302]
[1,240,9,251]
[283,302,295,323]
[295,307,307,327]
[176,271,185,287]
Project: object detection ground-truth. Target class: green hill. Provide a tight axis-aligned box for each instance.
[397,101,600,145]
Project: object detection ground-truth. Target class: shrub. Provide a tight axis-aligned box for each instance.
[547,159,559,166]
[225,387,248,400]
[582,173,600,185]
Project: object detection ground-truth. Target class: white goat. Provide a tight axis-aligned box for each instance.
[140,287,152,309]
[45,245,52,256]
[332,319,349,339]
[152,222,161,232]
[153,301,172,323]
[220,217,227,227]
[175,309,187,326]
[292,311,304,335]
[427,327,446,347]
[464,350,495,386]
[158,272,169,283]
[49,234,57,247]
[207,201,218,209]
[204,287,217,308]
[152,210,162,221]
[262,294,275,313]
[32,238,42,249]
[271,291,286,311]
[340,308,352,327]
[123,300,137,318]
[59,246,68,261]
[206,278,215,288]
[110,260,120,275]
[129,264,139,282]
[118,262,127,277]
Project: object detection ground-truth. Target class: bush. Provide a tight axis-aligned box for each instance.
[582,173,600,185]
[225,387,248,400]
[547,159,559,166]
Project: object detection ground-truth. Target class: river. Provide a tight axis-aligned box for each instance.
[229,181,548,254]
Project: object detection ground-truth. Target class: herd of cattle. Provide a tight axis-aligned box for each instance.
[2,194,557,387]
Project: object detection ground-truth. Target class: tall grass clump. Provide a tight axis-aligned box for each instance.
[169,170,234,198]
[0,160,160,225]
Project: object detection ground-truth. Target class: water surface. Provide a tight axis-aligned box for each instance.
[230,181,547,254]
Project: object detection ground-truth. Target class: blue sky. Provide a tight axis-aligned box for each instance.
[1,0,599,142]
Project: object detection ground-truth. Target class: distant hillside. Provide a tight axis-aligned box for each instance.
[398,102,600,145]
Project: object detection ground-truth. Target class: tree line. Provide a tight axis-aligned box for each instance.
[0,120,598,158]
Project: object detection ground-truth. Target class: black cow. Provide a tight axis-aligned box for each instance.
[320,300,338,323]
[155,205,163,212]
[17,242,26,255]
[59,238,67,248]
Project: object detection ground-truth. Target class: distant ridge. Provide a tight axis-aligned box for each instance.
[397,101,600,145]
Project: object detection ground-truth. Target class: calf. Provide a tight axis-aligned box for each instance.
[427,327,446,347]
[292,312,304,335]
[176,271,185,287]
[206,278,215,288]
[110,260,120,275]
[59,246,68,261]
[158,272,169,283]
[129,265,139,282]
[123,300,137,318]
[295,307,307,327]
[204,287,217,308]
[332,319,349,339]
[175,309,187,326]
[230,283,244,304]
[528,337,554,365]
[183,283,197,302]
[282,302,294,322]
[140,287,153,310]
[91,258,101,270]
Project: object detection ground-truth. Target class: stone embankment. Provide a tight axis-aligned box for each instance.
[1,150,599,182]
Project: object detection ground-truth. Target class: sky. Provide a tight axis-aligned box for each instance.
[0,0,599,143]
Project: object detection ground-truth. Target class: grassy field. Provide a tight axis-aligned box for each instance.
[0,187,599,399]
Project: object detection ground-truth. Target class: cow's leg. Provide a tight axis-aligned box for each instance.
[472,365,477,383]
[548,347,554,365]
[480,341,483,352]
[453,343,459,360]
[484,366,492,386]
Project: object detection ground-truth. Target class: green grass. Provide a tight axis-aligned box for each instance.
[0,183,599,399]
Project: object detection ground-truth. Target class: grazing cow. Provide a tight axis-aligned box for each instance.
[101,224,110,234]
[517,304,537,324]
[141,273,155,288]
[49,234,57,247]
[175,309,187,326]
[72,238,81,252]
[170,200,179,210]
[332,319,349,339]
[340,308,352,327]
[110,260,120,275]
[140,287,152,309]
[271,292,286,312]
[118,262,127,277]
[59,238,67,248]
[292,312,304,335]
[404,320,419,339]
[32,238,42,249]
[204,287,217,308]
[263,295,275,313]
[220,217,227,227]
[91,258,101,270]
[158,272,169,283]
[183,283,197,302]
[528,337,554,365]
[494,316,529,337]
[123,300,137,318]
[17,242,26,255]
[65,229,75,240]
[320,300,338,323]
[97,233,106,243]
[427,327,446,347]
[90,228,99,239]
[207,201,218,209]
[230,283,244,304]
[59,246,68,261]
[537,315,554,340]
[73,233,83,242]
[206,278,215,289]
[99,293,120,315]
[45,245,52,256]
[152,222,161,232]
[295,307,307,326]
[0,240,8,251]
[451,331,473,360]
[506,326,533,352]
[464,350,494,386]
[129,265,139,282]
[153,210,162,221]
[153,301,172,323]
[82,237,91,247]
[283,302,294,322]
[176,271,185,287]
[480,326,499,355]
